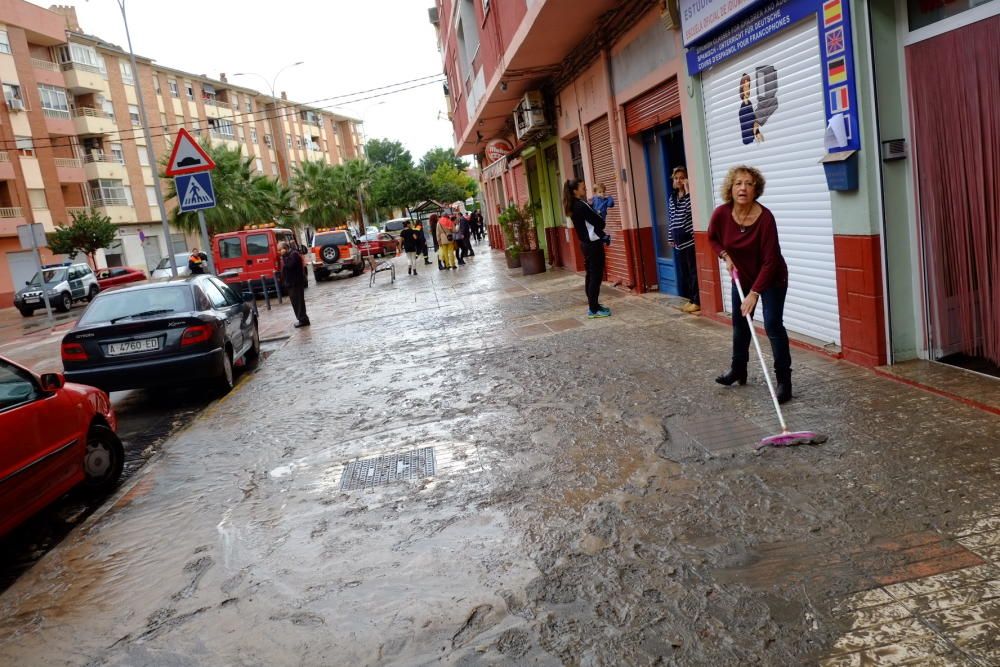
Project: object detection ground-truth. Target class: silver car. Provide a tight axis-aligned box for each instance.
[13,263,100,317]
[150,253,192,281]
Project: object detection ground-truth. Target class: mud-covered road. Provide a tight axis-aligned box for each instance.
[1,248,997,666]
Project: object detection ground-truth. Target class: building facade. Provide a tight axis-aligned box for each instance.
[433,0,1000,372]
[0,1,364,307]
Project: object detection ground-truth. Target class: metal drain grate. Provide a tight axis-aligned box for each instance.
[339,447,436,491]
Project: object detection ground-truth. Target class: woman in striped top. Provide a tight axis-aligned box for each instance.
[668,166,699,313]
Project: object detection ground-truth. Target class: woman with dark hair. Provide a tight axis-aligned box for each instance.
[707,164,792,403]
[738,73,763,145]
[563,178,611,318]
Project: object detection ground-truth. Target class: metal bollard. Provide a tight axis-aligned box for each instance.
[273,271,283,304]
[261,277,271,310]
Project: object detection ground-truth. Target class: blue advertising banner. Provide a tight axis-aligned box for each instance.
[686,0,860,152]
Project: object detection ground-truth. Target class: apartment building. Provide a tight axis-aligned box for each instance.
[0,1,364,307]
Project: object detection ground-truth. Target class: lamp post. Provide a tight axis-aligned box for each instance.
[116,0,178,276]
[233,62,304,185]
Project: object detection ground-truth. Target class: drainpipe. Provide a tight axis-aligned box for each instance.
[601,46,644,292]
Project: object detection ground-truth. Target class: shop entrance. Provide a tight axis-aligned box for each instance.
[907,14,1000,376]
[642,120,686,295]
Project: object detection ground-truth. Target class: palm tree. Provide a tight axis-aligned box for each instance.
[291,161,355,229]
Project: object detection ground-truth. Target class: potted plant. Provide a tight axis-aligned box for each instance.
[517,204,546,276]
[497,204,524,269]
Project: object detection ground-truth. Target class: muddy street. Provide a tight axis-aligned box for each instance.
[0,249,998,666]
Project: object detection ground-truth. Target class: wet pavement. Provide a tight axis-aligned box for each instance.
[0,246,998,666]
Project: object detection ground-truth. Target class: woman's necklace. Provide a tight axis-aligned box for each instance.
[734,205,755,233]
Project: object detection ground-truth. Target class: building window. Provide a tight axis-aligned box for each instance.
[154,77,162,95]
[138,147,150,167]
[201,82,216,105]
[286,135,292,149]
[100,96,115,120]
[110,142,124,164]
[146,186,157,206]
[128,103,141,127]
[264,134,272,147]
[0,30,11,55]
[160,112,167,127]
[104,240,124,268]
[208,117,234,138]
[168,79,179,97]
[3,83,24,110]
[569,138,585,181]
[37,84,70,118]
[171,234,187,254]
[119,60,134,85]
[15,136,34,157]
[250,128,258,144]
[28,189,48,210]
[88,179,128,206]
[255,158,264,173]
[185,82,194,101]
[245,99,252,113]
[58,43,104,74]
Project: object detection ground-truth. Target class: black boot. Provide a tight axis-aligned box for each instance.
[775,370,792,404]
[715,363,748,386]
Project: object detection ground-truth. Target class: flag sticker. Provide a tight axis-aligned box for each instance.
[825,26,845,57]
[829,85,850,113]
[823,0,843,27]
[827,57,847,85]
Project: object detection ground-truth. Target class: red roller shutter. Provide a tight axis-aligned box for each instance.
[586,115,629,286]
[623,77,680,136]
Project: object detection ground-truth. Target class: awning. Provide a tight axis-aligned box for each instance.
[482,157,507,180]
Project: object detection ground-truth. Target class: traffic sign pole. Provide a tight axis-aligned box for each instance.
[197,210,215,275]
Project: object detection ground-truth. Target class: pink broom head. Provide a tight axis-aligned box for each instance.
[756,431,828,450]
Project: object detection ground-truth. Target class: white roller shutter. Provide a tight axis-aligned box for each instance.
[702,17,840,345]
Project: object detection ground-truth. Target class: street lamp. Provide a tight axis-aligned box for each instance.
[115,0,178,276]
[233,62,304,184]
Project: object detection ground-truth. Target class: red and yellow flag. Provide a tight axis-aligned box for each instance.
[828,58,847,85]
[823,0,843,27]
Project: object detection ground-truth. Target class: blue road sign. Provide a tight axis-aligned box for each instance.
[175,172,216,212]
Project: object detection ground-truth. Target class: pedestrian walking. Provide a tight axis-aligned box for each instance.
[459,214,475,260]
[668,166,700,313]
[564,178,611,318]
[590,183,615,222]
[430,213,444,270]
[399,220,421,276]
[471,211,484,243]
[453,214,467,265]
[278,241,310,328]
[707,165,792,403]
[436,215,458,270]
[188,247,208,274]
[415,220,431,265]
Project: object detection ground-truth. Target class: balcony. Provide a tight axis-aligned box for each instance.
[55,157,85,182]
[0,152,13,180]
[83,153,126,180]
[31,58,65,87]
[43,108,75,135]
[73,107,116,135]
[61,62,106,93]
[91,200,136,224]
[0,207,26,237]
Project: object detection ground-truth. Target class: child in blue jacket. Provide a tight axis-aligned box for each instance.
[590,183,615,221]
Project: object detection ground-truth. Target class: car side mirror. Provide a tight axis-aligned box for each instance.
[39,372,65,392]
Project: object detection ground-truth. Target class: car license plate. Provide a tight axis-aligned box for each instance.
[330,262,342,271]
[106,338,160,356]
[24,296,40,303]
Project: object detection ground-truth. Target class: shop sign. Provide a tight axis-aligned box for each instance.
[680,0,767,46]
[686,0,861,152]
[485,138,513,164]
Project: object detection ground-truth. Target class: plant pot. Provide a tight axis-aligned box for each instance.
[520,249,546,276]
[505,250,522,269]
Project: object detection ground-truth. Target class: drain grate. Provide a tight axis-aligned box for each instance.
[339,447,436,491]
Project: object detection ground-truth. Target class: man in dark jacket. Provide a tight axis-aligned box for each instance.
[188,248,208,274]
[279,241,309,327]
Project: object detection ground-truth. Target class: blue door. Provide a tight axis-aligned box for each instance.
[643,121,686,295]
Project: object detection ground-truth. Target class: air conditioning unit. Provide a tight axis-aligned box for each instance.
[8,99,25,111]
[513,90,548,141]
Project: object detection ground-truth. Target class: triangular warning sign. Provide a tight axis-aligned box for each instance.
[165,128,216,176]
[182,178,213,207]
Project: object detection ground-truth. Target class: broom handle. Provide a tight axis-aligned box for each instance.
[732,269,788,432]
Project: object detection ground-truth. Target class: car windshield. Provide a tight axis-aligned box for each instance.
[27,268,67,286]
[154,254,188,271]
[79,286,194,325]
[314,232,348,246]
[362,232,380,241]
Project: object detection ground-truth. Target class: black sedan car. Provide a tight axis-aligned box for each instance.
[61,275,260,394]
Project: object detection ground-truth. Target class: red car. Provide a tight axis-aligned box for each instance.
[357,231,400,258]
[0,355,124,538]
[96,266,146,290]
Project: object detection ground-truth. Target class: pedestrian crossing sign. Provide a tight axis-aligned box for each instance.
[175,171,216,212]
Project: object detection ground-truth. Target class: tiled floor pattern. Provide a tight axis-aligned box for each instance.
[822,512,1000,665]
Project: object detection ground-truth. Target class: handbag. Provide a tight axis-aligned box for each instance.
[446,233,454,242]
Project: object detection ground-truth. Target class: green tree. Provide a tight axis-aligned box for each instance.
[419,147,465,174]
[365,138,413,170]
[370,164,433,214]
[429,163,478,204]
[292,161,354,229]
[163,141,295,235]
[47,208,117,269]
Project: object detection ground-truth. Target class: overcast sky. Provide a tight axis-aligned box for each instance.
[48,0,456,163]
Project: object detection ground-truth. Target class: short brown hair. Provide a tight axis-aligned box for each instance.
[720,165,766,205]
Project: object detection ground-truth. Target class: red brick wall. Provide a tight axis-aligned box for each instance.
[835,234,887,367]
[694,231,726,323]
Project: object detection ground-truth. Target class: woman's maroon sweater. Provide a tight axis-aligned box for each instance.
[707,203,788,294]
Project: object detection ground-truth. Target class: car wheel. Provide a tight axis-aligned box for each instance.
[56,292,72,312]
[352,264,363,277]
[87,285,99,302]
[216,349,235,395]
[82,424,125,495]
[246,321,261,360]
[17,306,34,317]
